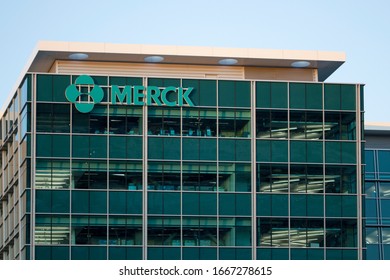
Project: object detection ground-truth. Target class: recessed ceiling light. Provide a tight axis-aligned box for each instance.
[144,56,164,63]
[219,58,238,65]
[68,53,89,60]
[291,61,310,68]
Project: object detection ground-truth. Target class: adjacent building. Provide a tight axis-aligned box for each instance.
[365,123,390,259]
[0,42,364,260]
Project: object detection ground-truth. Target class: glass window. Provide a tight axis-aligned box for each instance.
[258,218,289,247]
[219,109,251,138]
[324,84,340,110]
[257,163,289,193]
[148,107,181,136]
[147,216,181,246]
[289,83,305,109]
[256,140,271,162]
[382,228,390,244]
[72,160,107,189]
[182,217,218,247]
[182,162,217,191]
[290,111,323,140]
[379,182,390,197]
[36,75,70,102]
[341,142,356,164]
[325,165,356,193]
[109,161,142,190]
[36,159,70,189]
[219,193,250,216]
[326,219,357,247]
[148,161,181,191]
[219,139,251,162]
[306,83,322,110]
[71,215,107,246]
[378,150,390,179]
[182,108,217,137]
[109,216,142,246]
[365,150,375,179]
[219,163,251,192]
[381,200,390,220]
[35,215,70,246]
[272,194,288,216]
[109,106,142,135]
[271,140,288,162]
[366,227,379,244]
[218,80,250,107]
[325,142,341,163]
[72,191,107,213]
[148,191,180,215]
[365,182,377,198]
[324,112,356,140]
[271,82,287,108]
[182,79,216,106]
[256,110,288,139]
[341,84,356,111]
[109,192,142,214]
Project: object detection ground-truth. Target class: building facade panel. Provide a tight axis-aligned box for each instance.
[0,43,364,260]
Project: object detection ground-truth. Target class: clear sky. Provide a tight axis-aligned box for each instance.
[0,0,389,122]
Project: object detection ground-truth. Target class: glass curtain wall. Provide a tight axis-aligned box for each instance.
[26,74,362,260]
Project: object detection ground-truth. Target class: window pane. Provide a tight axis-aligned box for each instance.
[324,84,340,110]
[256,82,270,108]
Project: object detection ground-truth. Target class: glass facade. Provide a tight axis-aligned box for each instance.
[0,73,363,260]
[365,149,390,259]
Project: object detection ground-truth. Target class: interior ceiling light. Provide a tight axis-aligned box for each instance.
[291,61,310,68]
[68,53,89,60]
[144,56,164,63]
[218,58,238,65]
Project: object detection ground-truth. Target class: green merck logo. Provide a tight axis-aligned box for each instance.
[65,75,104,113]
[65,75,194,113]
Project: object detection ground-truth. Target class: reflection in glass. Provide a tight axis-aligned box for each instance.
[109,161,142,190]
[109,216,142,245]
[290,111,323,140]
[382,228,390,244]
[148,108,181,136]
[365,228,379,244]
[379,182,390,197]
[182,108,217,137]
[257,164,288,192]
[148,162,181,191]
[365,182,377,198]
[182,163,217,191]
[325,166,356,193]
[219,109,250,137]
[72,161,107,189]
[256,110,288,139]
[219,163,251,192]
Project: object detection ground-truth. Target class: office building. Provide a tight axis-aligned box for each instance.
[0,42,364,260]
[365,123,390,259]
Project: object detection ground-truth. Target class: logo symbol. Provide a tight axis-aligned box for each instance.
[65,75,104,113]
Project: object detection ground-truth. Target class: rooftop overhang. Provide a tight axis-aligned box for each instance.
[365,122,390,136]
[27,41,346,82]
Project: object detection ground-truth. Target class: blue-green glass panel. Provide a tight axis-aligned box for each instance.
[325,142,341,163]
[342,142,356,164]
[289,83,305,109]
[256,140,271,162]
[271,141,288,162]
[326,195,342,217]
[324,84,341,110]
[256,194,271,216]
[272,195,288,216]
[271,82,287,108]
[256,82,271,108]
[306,83,322,110]
[341,85,356,111]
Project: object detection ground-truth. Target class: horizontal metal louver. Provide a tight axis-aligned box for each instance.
[55,60,244,79]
